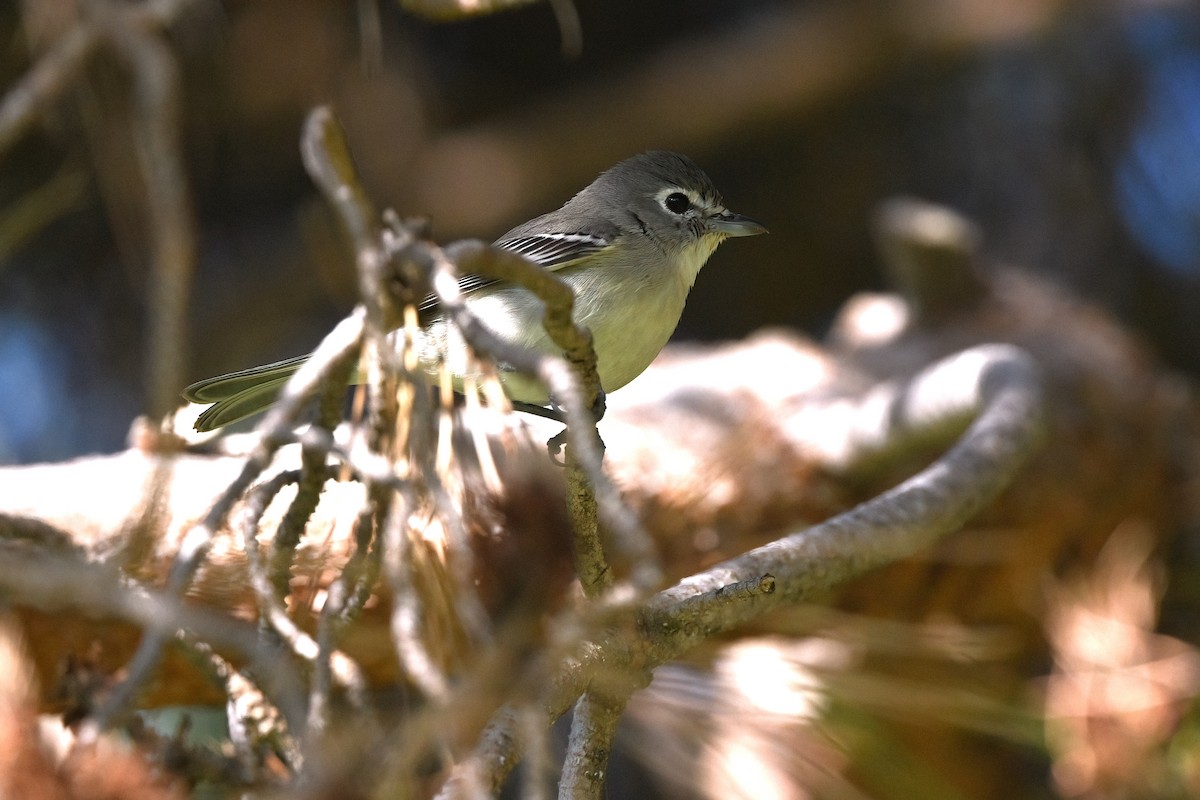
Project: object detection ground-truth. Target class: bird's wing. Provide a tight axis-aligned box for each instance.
[495,232,611,269]
[419,233,612,311]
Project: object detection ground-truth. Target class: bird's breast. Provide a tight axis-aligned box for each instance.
[564,258,693,392]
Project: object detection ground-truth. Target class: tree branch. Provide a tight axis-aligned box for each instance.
[448,342,1044,791]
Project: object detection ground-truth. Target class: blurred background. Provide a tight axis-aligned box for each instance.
[0,0,1198,463]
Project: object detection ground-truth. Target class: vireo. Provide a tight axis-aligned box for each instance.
[184,151,766,431]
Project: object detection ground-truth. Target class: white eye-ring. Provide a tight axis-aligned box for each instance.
[657,187,706,216]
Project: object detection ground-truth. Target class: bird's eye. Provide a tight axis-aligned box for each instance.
[664,192,691,214]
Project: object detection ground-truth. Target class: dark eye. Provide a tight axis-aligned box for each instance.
[664,192,691,214]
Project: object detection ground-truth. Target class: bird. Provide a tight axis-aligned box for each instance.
[183,151,766,432]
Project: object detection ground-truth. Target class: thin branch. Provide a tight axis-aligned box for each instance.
[271,358,355,594]
[175,639,299,782]
[301,107,450,703]
[443,241,659,594]
[234,465,372,718]
[86,308,368,734]
[99,3,197,419]
[308,578,363,741]
[0,549,307,736]
[383,482,451,698]
[518,706,553,800]
[0,25,98,158]
[436,706,523,798]
[2,2,204,420]
[559,688,631,800]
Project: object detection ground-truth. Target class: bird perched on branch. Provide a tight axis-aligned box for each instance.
[184,151,766,431]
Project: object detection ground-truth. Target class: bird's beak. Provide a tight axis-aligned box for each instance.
[709,211,768,237]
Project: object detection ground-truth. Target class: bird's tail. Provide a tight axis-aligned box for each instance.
[183,355,309,432]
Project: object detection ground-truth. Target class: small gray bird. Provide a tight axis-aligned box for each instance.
[184,151,766,431]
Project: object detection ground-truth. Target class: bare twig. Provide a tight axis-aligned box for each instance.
[437,705,523,798]
[234,465,372,718]
[0,549,307,735]
[271,358,355,594]
[308,578,366,740]
[175,639,300,781]
[0,24,97,157]
[90,104,393,758]
[559,688,632,800]
[3,1,204,426]
[383,485,451,698]
[98,2,197,420]
[86,308,368,735]
[301,107,449,704]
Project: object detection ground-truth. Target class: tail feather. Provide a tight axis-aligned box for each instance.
[184,356,308,432]
[183,355,309,403]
